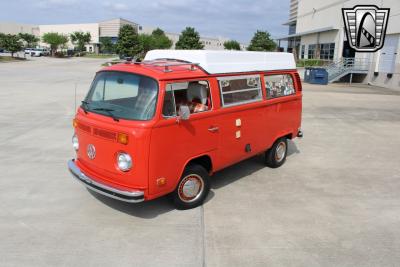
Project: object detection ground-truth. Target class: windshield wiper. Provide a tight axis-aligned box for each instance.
[81,101,89,114]
[92,108,120,122]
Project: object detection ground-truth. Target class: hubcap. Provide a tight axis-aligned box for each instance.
[275,142,286,162]
[178,174,204,203]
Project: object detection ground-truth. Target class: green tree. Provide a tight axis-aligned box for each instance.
[18,33,39,48]
[175,27,204,50]
[151,28,172,49]
[247,30,276,51]
[115,24,141,58]
[138,33,155,59]
[0,33,5,48]
[1,34,23,57]
[70,31,91,54]
[224,40,241,50]
[137,28,173,59]
[99,37,115,54]
[42,32,69,56]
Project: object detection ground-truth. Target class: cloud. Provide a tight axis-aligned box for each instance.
[35,0,78,9]
[102,2,128,12]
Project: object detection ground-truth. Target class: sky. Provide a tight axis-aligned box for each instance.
[0,0,290,44]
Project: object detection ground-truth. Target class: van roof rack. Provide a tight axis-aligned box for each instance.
[142,59,200,72]
[105,58,200,72]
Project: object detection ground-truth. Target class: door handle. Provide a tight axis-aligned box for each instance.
[208,126,219,133]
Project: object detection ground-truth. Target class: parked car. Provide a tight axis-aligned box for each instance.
[24,48,34,54]
[30,48,50,57]
[0,48,4,53]
[68,50,303,209]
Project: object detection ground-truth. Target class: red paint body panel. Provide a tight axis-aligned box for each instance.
[72,62,302,201]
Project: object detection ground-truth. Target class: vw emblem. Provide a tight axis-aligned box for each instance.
[87,144,96,160]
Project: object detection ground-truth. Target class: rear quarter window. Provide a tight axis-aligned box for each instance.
[264,74,295,99]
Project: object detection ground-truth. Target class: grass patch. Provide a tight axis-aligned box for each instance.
[297,59,330,67]
[84,53,117,59]
[0,56,27,62]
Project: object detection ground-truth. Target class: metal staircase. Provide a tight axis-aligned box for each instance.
[326,58,370,82]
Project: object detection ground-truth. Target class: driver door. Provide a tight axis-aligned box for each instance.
[148,79,218,196]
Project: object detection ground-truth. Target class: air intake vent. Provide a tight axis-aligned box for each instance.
[93,128,117,141]
[77,122,91,133]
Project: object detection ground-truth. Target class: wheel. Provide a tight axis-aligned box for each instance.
[265,137,288,168]
[172,164,210,210]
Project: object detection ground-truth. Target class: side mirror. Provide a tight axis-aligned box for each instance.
[178,105,190,121]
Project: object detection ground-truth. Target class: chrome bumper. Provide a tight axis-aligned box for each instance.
[68,159,144,203]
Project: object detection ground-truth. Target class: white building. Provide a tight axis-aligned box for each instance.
[39,18,139,53]
[1,18,245,52]
[139,26,245,50]
[280,0,400,90]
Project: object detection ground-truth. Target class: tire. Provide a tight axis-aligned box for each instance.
[265,137,288,168]
[172,164,210,210]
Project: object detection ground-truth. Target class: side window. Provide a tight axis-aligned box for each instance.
[218,75,262,107]
[264,74,295,99]
[162,80,212,117]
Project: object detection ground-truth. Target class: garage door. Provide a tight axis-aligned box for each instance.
[378,34,399,73]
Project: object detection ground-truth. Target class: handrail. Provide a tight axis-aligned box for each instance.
[326,57,371,81]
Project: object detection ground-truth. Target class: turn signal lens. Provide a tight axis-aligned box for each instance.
[157,177,167,186]
[117,133,129,145]
[72,119,78,128]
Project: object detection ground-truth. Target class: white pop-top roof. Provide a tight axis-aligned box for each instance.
[144,50,296,74]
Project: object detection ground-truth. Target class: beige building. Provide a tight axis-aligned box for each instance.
[0,22,39,36]
[280,0,400,90]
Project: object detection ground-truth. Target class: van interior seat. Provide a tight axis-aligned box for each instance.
[187,83,208,105]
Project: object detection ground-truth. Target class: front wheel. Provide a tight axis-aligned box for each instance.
[265,137,288,168]
[172,164,210,210]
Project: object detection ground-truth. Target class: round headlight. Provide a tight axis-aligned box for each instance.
[117,152,132,172]
[72,134,79,151]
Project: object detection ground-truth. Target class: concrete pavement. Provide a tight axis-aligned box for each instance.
[1,57,400,266]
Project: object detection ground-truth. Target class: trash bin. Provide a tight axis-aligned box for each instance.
[304,67,313,83]
[309,67,328,85]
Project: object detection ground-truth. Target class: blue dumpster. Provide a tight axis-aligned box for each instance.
[304,67,313,82]
[309,67,328,85]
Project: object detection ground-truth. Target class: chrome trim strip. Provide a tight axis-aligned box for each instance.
[67,160,144,203]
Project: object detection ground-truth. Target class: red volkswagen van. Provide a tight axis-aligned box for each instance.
[68,50,302,209]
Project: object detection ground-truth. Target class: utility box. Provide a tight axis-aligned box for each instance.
[309,68,328,85]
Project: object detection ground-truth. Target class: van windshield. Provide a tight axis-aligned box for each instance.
[84,71,158,121]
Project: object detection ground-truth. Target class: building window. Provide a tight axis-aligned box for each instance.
[308,44,316,59]
[288,23,296,35]
[264,74,295,99]
[162,81,212,117]
[319,43,335,60]
[300,45,305,59]
[218,75,262,107]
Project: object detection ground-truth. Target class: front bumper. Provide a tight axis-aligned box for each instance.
[68,159,144,203]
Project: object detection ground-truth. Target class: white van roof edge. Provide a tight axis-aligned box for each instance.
[144,50,296,74]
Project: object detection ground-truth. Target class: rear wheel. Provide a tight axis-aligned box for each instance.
[172,164,210,210]
[265,137,288,168]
